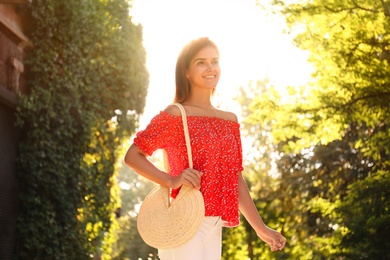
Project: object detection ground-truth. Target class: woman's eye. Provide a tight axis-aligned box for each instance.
[197,61,205,66]
[212,60,219,65]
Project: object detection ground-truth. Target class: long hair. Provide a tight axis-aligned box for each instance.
[174,37,219,103]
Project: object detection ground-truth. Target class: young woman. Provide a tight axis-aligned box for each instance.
[125,37,286,259]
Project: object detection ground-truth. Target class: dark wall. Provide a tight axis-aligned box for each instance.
[0,4,28,260]
[0,101,20,260]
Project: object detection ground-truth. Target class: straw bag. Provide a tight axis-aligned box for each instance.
[137,103,205,249]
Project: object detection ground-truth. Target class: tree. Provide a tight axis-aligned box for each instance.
[267,0,390,153]
[15,0,149,258]
[244,0,390,258]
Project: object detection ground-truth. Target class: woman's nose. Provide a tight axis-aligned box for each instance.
[206,62,216,69]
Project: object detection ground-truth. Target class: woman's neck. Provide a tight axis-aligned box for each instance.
[183,93,214,109]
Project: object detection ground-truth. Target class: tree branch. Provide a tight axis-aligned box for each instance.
[351,0,379,13]
[323,2,378,13]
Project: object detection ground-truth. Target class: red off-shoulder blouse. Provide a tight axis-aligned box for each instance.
[133,111,244,227]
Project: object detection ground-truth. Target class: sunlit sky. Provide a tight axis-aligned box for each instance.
[130,0,313,129]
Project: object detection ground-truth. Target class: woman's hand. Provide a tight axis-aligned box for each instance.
[169,168,202,190]
[257,226,286,252]
[238,172,286,252]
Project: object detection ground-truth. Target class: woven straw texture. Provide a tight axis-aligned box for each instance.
[137,185,205,249]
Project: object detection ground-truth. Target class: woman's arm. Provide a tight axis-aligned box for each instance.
[124,143,202,189]
[238,172,286,251]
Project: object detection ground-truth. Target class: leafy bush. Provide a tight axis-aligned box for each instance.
[15,0,148,258]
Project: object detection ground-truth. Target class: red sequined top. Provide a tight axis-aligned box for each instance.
[134,111,244,227]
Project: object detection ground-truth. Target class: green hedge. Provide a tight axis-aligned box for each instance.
[15,0,148,258]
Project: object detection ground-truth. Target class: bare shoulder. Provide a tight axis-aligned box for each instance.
[163,104,182,117]
[217,109,238,123]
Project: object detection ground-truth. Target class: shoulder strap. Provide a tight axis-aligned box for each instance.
[172,103,193,168]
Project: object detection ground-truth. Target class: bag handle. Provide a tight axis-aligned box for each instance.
[172,103,193,168]
[162,103,194,205]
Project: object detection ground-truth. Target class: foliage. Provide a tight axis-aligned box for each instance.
[238,83,389,259]
[113,148,160,259]
[273,125,380,259]
[337,169,390,259]
[234,81,291,260]
[239,0,390,259]
[222,222,249,260]
[267,0,390,154]
[14,0,148,258]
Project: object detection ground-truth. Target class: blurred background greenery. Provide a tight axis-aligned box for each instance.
[13,0,390,259]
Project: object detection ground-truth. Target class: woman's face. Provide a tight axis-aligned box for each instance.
[186,46,220,91]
